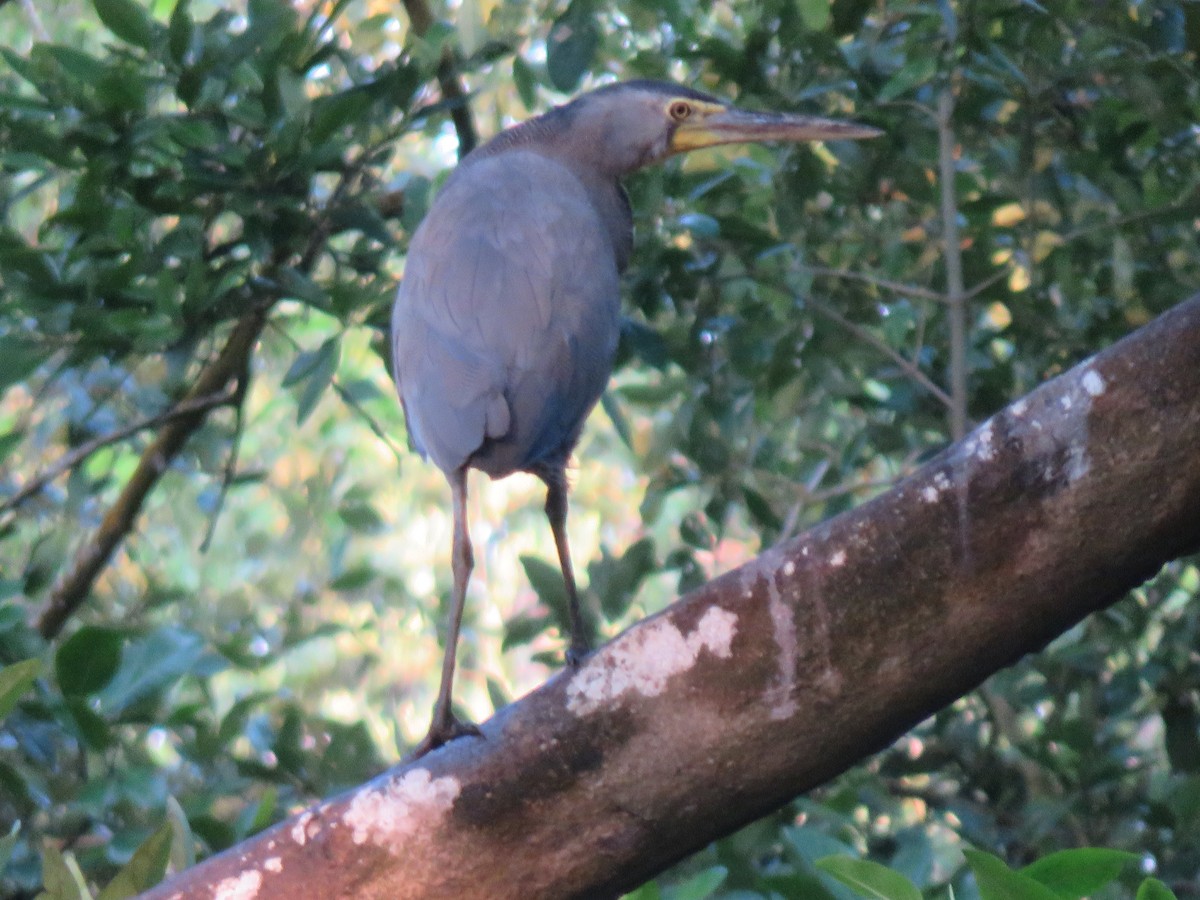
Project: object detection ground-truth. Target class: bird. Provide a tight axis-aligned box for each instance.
[392,79,880,755]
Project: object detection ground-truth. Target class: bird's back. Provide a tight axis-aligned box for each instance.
[392,149,624,479]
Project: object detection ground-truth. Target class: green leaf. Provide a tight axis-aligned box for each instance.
[337,501,385,533]
[0,821,20,875]
[502,612,551,651]
[56,626,124,696]
[877,57,937,103]
[520,555,570,625]
[1137,878,1179,900]
[963,850,1063,900]
[0,335,43,392]
[97,820,173,899]
[42,845,92,900]
[1020,848,1139,896]
[98,626,213,714]
[165,796,195,872]
[663,865,727,900]
[0,658,40,722]
[815,856,922,900]
[93,0,158,49]
[294,336,341,425]
[600,391,633,450]
[65,698,114,750]
[311,87,374,143]
[546,2,599,92]
[329,565,377,592]
[512,56,537,110]
[168,0,194,64]
[796,0,831,31]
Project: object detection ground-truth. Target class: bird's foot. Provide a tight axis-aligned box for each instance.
[565,636,591,669]
[409,712,482,760]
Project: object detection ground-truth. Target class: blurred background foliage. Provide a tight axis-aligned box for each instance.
[0,0,1199,896]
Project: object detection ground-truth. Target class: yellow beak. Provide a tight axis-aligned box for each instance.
[670,107,882,154]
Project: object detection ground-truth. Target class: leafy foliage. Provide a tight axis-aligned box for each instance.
[0,0,1198,896]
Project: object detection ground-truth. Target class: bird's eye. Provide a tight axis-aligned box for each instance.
[668,101,692,122]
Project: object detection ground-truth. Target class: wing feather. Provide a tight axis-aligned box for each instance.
[392,151,622,477]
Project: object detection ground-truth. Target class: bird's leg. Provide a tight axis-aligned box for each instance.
[542,469,591,667]
[413,466,482,759]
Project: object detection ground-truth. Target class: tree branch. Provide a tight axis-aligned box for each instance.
[143,293,1200,899]
[806,296,955,410]
[937,82,967,440]
[36,310,267,640]
[0,388,238,518]
[401,0,477,158]
[33,155,369,639]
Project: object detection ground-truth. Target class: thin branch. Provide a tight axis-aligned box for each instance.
[400,0,477,158]
[806,297,955,410]
[802,259,1009,308]
[332,380,408,466]
[1057,192,1200,246]
[0,388,238,517]
[962,264,1010,303]
[938,83,968,441]
[801,265,948,304]
[199,362,251,553]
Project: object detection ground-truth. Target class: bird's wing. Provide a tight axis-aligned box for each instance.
[392,151,622,476]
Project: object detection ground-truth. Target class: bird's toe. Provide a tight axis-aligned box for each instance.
[410,713,483,760]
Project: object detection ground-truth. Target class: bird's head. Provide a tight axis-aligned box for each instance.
[552,80,881,178]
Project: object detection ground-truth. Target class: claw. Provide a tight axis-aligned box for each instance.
[410,712,483,760]
[565,637,591,669]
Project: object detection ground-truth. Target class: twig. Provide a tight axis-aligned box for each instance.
[806,297,954,410]
[938,83,968,441]
[1057,193,1200,246]
[801,265,948,304]
[199,360,251,552]
[333,380,408,466]
[0,388,238,517]
[401,0,477,158]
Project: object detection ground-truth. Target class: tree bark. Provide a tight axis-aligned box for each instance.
[142,295,1200,900]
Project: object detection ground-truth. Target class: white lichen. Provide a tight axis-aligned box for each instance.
[829,550,847,568]
[290,812,313,847]
[212,871,262,900]
[263,858,282,874]
[1081,368,1106,397]
[921,484,940,504]
[969,420,997,461]
[343,768,461,854]
[567,606,738,715]
[783,560,796,577]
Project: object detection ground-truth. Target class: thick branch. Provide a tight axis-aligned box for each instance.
[36,310,266,640]
[144,295,1200,900]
